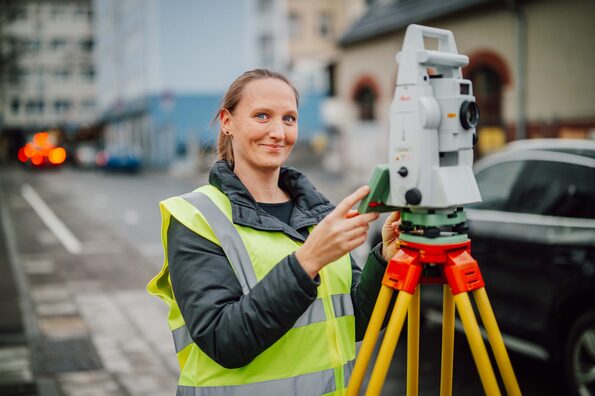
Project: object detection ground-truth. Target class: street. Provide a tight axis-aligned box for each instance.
[0,165,567,395]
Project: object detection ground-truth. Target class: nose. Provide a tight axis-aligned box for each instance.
[268,120,285,139]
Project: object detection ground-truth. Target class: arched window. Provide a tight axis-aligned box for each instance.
[468,65,502,127]
[355,86,376,120]
[464,51,511,128]
[352,76,380,121]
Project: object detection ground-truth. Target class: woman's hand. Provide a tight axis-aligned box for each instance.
[295,186,380,278]
[381,211,401,261]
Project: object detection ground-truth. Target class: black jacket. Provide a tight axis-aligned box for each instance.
[168,160,390,369]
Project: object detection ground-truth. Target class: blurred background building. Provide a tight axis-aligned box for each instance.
[335,0,595,179]
[0,0,95,164]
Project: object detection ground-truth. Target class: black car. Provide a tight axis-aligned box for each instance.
[420,139,595,395]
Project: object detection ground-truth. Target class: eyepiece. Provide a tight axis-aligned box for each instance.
[460,101,480,130]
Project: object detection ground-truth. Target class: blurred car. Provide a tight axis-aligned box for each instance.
[366,139,595,394]
[95,148,141,173]
[415,139,595,395]
[17,131,67,168]
[73,144,99,169]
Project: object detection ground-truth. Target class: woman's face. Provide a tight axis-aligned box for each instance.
[222,78,298,173]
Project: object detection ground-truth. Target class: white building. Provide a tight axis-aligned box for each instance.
[1,0,96,132]
[93,0,291,167]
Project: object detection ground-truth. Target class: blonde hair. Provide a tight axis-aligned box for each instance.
[213,69,299,165]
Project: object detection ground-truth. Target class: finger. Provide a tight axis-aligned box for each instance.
[346,212,379,227]
[343,224,370,240]
[345,209,359,219]
[387,211,401,223]
[334,185,371,216]
[345,233,368,250]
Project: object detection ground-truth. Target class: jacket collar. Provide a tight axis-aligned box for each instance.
[208,160,334,241]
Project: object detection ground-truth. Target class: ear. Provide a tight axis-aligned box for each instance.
[220,109,232,134]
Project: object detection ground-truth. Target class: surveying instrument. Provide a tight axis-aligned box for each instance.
[346,25,522,396]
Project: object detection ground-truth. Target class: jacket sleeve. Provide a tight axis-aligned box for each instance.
[350,243,396,341]
[167,217,320,369]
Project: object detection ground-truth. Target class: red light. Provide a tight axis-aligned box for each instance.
[31,153,44,166]
[18,147,28,162]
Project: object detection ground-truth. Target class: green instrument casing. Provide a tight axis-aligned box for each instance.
[358,165,401,214]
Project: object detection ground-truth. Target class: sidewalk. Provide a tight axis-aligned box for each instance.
[0,171,178,396]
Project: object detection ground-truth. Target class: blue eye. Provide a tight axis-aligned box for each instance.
[256,113,268,120]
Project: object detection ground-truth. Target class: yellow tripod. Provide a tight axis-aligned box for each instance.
[346,237,522,396]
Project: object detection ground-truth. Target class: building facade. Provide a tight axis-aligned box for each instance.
[0,0,96,160]
[335,0,595,179]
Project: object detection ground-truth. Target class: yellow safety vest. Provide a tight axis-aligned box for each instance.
[147,185,356,395]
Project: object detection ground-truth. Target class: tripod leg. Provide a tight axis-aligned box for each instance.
[440,285,455,396]
[473,288,522,396]
[366,291,413,396]
[407,287,420,396]
[453,292,502,396]
[347,285,394,396]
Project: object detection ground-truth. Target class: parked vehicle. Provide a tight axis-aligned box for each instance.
[370,139,595,395]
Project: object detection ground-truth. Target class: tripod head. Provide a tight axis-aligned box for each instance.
[359,24,482,215]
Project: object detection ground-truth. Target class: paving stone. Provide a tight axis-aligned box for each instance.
[31,337,103,374]
[36,301,78,317]
[31,285,71,303]
[38,316,88,339]
[0,346,33,384]
[58,370,123,396]
[91,336,132,374]
[22,258,55,275]
[117,372,177,396]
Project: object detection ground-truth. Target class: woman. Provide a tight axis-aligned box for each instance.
[148,69,400,395]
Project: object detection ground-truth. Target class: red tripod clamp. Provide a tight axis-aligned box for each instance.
[382,239,485,295]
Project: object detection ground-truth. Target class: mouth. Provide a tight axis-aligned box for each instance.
[260,144,285,150]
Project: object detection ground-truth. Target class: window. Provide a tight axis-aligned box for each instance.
[468,65,503,127]
[10,98,20,114]
[81,99,95,111]
[54,68,70,80]
[506,160,595,219]
[259,34,274,67]
[354,85,376,121]
[26,100,44,114]
[318,12,333,38]
[289,12,301,39]
[51,5,66,19]
[80,38,94,52]
[81,67,95,81]
[25,39,41,54]
[471,160,526,211]
[54,100,72,114]
[50,38,68,50]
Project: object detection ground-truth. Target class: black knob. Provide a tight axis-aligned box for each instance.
[405,188,422,205]
[398,167,408,177]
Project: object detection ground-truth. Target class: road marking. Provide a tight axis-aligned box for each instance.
[21,184,82,255]
[424,308,550,361]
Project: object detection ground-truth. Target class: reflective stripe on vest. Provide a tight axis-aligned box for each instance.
[180,191,257,295]
[177,367,336,396]
[343,359,355,388]
[172,294,353,352]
